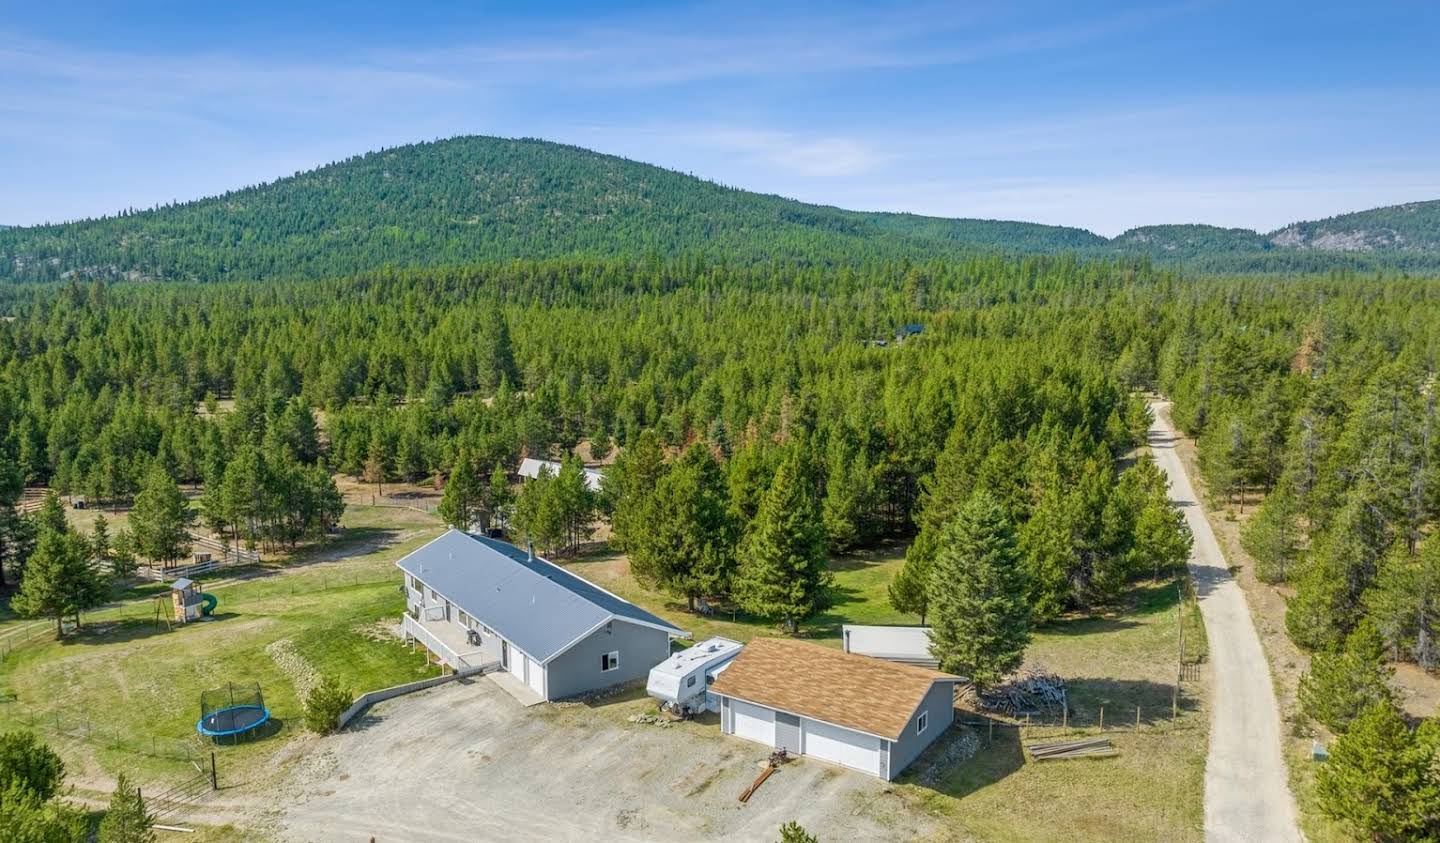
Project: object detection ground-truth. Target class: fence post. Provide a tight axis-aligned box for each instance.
[1099,706,1104,731]
[1136,706,1141,731]
[210,751,218,790]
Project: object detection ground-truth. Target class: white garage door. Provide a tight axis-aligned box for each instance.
[802,718,882,776]
[526,657,545,698]
[731,700,776,746]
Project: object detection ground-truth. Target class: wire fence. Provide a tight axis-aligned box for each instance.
[0,702,208,767]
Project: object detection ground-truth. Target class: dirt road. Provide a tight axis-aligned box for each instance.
[1148,401,1301,843]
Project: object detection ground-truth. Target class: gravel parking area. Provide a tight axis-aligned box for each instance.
[273,677,937,842]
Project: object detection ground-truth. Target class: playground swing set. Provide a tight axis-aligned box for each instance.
[153,577,219,630]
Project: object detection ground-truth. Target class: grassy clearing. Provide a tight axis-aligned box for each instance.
[562,539,919,645]
[564,547,1208,843]
[0,507,446,788]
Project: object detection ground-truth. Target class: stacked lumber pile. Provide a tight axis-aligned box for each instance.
[1026,738,1118,761]
[975,666,1067,717]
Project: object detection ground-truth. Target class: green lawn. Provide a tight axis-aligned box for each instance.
[0,509,447,785]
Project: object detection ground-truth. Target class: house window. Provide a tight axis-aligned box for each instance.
[686,675,697,688]
[916,711,928,735]
[601,651,620,672]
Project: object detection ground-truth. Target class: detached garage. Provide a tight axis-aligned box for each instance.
[710,638,962,781]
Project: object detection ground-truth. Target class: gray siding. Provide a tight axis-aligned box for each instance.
[543,620,671,700]
[775,712,801,753]
[886,682,957,778]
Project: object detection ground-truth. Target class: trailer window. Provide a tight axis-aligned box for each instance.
[686,675,697,688]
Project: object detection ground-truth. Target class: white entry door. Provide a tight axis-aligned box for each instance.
[510,649,526,682]
[731,700,776,746]
[801,718,883,776]
[526,658,545,698]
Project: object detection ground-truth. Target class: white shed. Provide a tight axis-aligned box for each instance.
[516,457,605,492]
[841,625,938,668]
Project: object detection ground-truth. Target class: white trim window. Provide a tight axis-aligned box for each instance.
[601,651,620,672]
[916,711,928,735]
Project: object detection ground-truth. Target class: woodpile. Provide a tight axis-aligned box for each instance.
[1026,738,1118,761]
[974,666,1068,718]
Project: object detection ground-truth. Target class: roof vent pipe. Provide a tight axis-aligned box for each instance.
[526,541,535,561]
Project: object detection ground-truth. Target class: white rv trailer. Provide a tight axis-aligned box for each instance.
[646,637,743,715]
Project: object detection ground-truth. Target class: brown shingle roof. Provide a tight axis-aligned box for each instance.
[708,637,961,741]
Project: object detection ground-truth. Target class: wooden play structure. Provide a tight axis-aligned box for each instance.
[156,578,217,628]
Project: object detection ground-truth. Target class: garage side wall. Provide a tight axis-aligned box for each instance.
[886,682,957,778]
[544,621,671,700]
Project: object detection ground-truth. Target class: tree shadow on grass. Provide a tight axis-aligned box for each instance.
[1037,578,1189,638]
[60,613,243,647]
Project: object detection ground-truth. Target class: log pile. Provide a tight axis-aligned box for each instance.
[975,666,1068,718]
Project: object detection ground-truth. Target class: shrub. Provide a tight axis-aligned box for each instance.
[778,821,819,843]
[304,676,354,735]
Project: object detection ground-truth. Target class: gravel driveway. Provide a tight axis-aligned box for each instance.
[1149,401,1301,843]
[273,677,936,842]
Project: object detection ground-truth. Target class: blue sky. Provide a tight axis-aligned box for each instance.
[3,0,1438,235]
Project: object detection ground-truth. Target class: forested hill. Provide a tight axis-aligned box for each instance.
[1,135,1438,282]
[0,137,1103,283]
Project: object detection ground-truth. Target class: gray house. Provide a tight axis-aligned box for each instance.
[397,529,686,701]
[709,637,961,780]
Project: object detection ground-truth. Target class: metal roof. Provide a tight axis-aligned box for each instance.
[516,458,605,492]
[395,529,684,663]
[841,625,939,668]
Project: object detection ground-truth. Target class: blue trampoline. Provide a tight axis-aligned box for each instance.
[197,683,271,740]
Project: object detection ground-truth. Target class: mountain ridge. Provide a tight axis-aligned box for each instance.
[2,135,1437,282]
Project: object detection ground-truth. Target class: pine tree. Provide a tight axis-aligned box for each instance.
[0,731,66,800]
[1287,484,1392,650]
[11,530,104,636]
[97,772,156,843]
[437,448,482,531]
[90,515,112,567]
[628,443,735,610]
[734,452,831,633]
[1366,538,1440,671]
[110,529,138,579]
[927,490,1031,691]
[129,466,192,566]
[609,431,666,553]
[1241,484,1302,583]
[1298,620,1396,734]
[33,492,67,537]
[486,464,514,531]
[1315,703,1440,842]
[362,430,389,496]
[887,553,931,624]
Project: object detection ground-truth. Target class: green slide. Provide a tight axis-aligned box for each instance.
[199,593,217,616]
